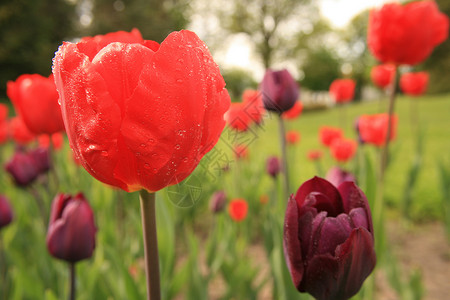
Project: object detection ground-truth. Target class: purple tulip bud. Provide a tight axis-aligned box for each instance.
[260,69,299,113]
[47,193,97,263]
[266,156,281,178]
[209,190,227,213]
[4,147,50,187]
[0,195,13,229]
[325,166,357,187]
[284,177,376,300]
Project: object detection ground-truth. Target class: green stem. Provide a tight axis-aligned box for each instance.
[139,190,161,300]
[277,114,290,200]
[69,262,75,300]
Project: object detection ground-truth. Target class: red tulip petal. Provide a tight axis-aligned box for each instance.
[283,195,304,289]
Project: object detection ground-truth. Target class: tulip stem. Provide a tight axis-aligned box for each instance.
[277,114,290,200]
[139,190,161,300]
[69,262,75,300]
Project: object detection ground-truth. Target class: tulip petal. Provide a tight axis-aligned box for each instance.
[295,177,344,217]
[316,215,353,256]
[283,195,304,289]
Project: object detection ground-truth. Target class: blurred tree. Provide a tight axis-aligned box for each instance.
[0,0,77,99]
[420,0,450,94]
[216,0,310,69]
[221,68,258,101]
[85,0,190,42]
[300,47,340,91]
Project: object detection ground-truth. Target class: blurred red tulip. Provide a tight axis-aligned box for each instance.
[260,195,269,205]
[47,193,97,263]
[0,104,8,144]
[330,138,357,163]
[400,72,429,96]
[286,130,301,145]
[371,64,395,88]
[260,69,299,113]
[319,126,343,147]
[282,101,303,120]
[225,102,253,132]
[358,113,398,147]
[368,1,449,65]
[38,132,65,150]
[53,29,230,192]
[284,177,376,300]
[307,150,323,161]
[9,117,35,146]
[242,89,265,124]
[0,195,13,230]
[228,198,248,222]
[233,145,249,160]
[0,104,8,122]
[329,79,355,103]
[7,74,65,135]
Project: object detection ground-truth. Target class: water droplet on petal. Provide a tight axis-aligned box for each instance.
[174,144,181,150]
[101,151,108,157]
[176,79,183,84]
[144,163,151,169]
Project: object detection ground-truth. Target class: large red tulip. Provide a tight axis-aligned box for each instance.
[7,74,64,135]
[368,1,449,66]
[329,79,355,103]
[52,29,230,192]
[284,177,376,300]
[400,72,429,96]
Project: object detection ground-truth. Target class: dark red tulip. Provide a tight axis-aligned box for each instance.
[209,190,227,213]
[368,1,449,66]
[358,113,398,147]
[0,195,13,230]
[284,177,376,300]
[47,193,97,263]
[329,79,356,103]
[266,156,281,178]
[319,126,343,148]
[326,166,356,187]
[259,69,299,113]
[371,64,395,89]
[52,29,230,192]
[7,74,65,135]
[282,101,303,120]
[400,72,429,96]
[5,147,50,187]
[330,138,357,163]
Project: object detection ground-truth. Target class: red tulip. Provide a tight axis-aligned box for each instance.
[307,150,323,161]
[52,29,230,192]
[330,138,357,163]
[38,132,65,150]
[260,69,299,113]
[284,177,376,300]
[0,104,8,122]
[47,193,97,263]
[233,144,249,160]
[368,1,449,66]
[371,64,396,89]
[0,104,8,144]
[282,101,303,120]
[329,79,355,103]
[400,72,429,96]
[0,195,13,230]
[319,126,343,147]
[242,89,265,124]
[225,102,253,132]
[228,198,248,222]
[7,74,64,135]
[358,113,398,147]
[286,130,300,145]
[9,117,35,145]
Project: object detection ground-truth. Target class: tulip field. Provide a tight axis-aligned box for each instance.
[0,92,449,299]
[1,1,450,300]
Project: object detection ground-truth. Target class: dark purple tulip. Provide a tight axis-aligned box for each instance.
[266,156,281,178]
[5,147,50,187]
[284,177,376,300]
[0,195,13,229]
[209,190,227,213]
[325,166,357,187]
[259,69,299,113]
[47,193,96,263]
